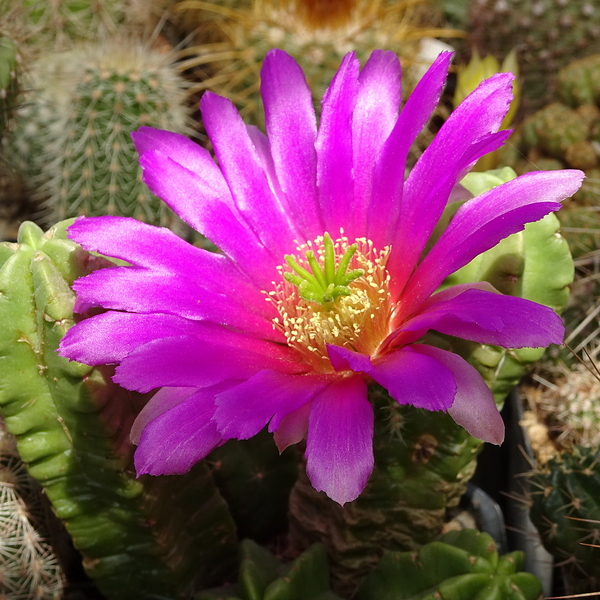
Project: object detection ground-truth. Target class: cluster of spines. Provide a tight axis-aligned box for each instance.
[529,446,600,593]
[7,35,192,229]
[0,419,64,600]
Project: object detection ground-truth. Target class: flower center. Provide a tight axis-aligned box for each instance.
[268,232,393,372]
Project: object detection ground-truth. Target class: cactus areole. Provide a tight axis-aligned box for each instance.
[59,49,584,505]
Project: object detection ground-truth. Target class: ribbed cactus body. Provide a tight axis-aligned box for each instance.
[0,420,65,599]
[529,446,600,593]
[288,389,483,597]
[9,36,191,228]
[199,540,342,600]
[357,529,543,600]
[0,220,238,599]
[208,429,298,543]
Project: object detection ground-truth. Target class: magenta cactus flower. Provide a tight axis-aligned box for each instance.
[59,49,583,504]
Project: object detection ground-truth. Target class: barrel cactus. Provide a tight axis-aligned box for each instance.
[0,219,238,599]
[529,446,600,594]
[8,34,192,229]
[173,0,452,125]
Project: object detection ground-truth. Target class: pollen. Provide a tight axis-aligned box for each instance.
[268,233,393,372]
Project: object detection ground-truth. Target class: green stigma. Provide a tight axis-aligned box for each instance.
[283,233,364,304]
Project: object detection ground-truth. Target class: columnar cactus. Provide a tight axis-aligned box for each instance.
[0,220,238,599]
[529,446,600,594]
[8,35,192,229]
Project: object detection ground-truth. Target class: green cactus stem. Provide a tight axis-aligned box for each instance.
[529,446,600,594]
[0,419,65,599]
[208,429,298,543]
[356,529,543,600]
[288,389,483,597]
[198,540,343,600]
[0,220,238,599]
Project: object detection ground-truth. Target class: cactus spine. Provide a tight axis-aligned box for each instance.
[174,0,453,124]
[0,419,65,600]
[529,446,600,594]
[8,35,192,229]
[0,220,239,599]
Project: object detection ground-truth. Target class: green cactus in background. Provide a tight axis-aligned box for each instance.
[199,540,343,600]
[468,0,600,111]
[0,419,65,599]
[0,35,18,139]
[558,54,600,108]
[497,56,600,257]
[0,219,239,599]
[356,529,543,600]
[173,0,454,126]
[7,35,192,229]
[529,446,600,594]
[15,0,124,49]
[287,167,573,596]
[208,429,299,543]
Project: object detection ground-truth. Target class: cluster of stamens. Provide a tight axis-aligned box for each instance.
[266,232,393,372]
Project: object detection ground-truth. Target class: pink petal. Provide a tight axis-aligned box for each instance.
[350,50,401,239]
[134,386,227,475]
[73,267,279,340]
[59,312,293,366]
[399,169,585,317]
[368,52,451,252]
[114,335,305,393]
[131,386,205,444]
[306,376,373,504]
[213,370,328,440]
[388,70,515,299]
[370,347,457,411]
[261,49,323,240]
[201,91,298,259]
[131,127,227,195]
[316,52,359,235]
[392,284,564,349]
[273,402,310,452]
[414,345,504,444]
[138,151,279,288]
